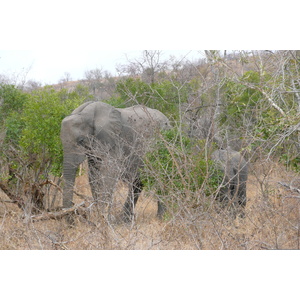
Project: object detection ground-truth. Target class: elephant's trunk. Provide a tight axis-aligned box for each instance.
[62,153,85,208]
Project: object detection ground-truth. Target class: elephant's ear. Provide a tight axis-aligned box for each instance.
[93,103,122,144]
[102,107,122,136]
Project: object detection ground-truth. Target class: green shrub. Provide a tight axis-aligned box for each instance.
[141,129,222,213]
[19,87,87,176]
[0,84,29,145]
[116,78,190,120]
[220,71,300,170]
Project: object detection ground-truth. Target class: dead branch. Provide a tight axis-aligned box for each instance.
[74,191,93,202]
[39,180,62,192]
[30,201,86,222]
[0,182,24,207]
[278,182,300,194]
[185,104,224,115]
[0,178,63,206]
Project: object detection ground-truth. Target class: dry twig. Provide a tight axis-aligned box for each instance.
[278,182,300,195]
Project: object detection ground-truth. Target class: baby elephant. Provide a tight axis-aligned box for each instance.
[211,147,248,216]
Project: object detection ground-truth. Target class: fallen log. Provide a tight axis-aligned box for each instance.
[30,201,86,222]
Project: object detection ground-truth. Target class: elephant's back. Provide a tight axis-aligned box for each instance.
[118,105,171,130]
[212,148,248,173]
[120,105,160,119]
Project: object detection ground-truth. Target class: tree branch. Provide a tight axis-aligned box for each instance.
[243,83,286,117]
[278,182,300,194]
[0,182,24,207]
[39,180,62,192]
[30,201,86,222]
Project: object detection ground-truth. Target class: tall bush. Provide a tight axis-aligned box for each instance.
[19,87,88,176]
[219,70,300,170]
[0,84,29,145]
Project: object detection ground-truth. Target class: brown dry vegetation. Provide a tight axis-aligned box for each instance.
[1,161,299,250]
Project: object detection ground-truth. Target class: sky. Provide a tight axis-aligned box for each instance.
[0,50,202,85]
[1,0,296,86]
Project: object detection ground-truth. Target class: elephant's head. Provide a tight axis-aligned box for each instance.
[211,147,248,209]
[60,101,122,208]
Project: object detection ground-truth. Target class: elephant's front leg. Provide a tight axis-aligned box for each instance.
[88,156,102,205]
[88,156,116,209]
[122,177,143,222]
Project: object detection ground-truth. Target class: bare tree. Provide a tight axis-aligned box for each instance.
[84,68,103,96]
[23,80,42,92]
[117,50,168,84]
[59,72,72,83]
[0,66,32,89]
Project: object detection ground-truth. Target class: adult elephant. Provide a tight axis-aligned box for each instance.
[211,147,248,216]
[60,101,171,222]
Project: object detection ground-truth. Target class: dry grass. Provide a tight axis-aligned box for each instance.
[0,162,299,250]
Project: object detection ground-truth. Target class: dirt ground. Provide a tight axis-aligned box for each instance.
[0,162,299,250]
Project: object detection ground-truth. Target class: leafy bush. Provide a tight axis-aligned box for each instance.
[219,71,300,170]
[0,84,29,145]
[0,84,92,211]
[19,87,88,176]
[0,84,28,118]
[116,78,190,120]
[141,129,222,214]
[221,71,267,130]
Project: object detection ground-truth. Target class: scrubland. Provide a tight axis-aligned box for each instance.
[1,50,300,250]
[1,160,299,250]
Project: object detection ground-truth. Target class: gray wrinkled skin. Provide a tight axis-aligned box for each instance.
[60,101,171,222]
[211,147,248,216]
